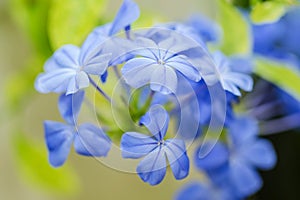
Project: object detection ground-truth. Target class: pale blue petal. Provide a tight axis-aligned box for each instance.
[164,139,189,180]
[102,37,134,65]
[76,71,89,88]
[35,69,76,93]
[213,51,228,72]
[140,105,169,140]
[83,53,111,75]
[229,57,254,74]
[74,123,111,157]
[121,57,155,74]
[229,117,258,146]
[150,65,178,94]
[158,34,198,56]
[121,132,158,158]
[241,139,277,170]
[109,0,140,36]
[175,182,213,200]
[230,161,262,198]
[58,90,85,125]
[166,55,201,82]
[194,141,229,171]
[222,81,242,96]
[223,72,253,92]
[66,72,89,95]
[79,30,108,65]
[137,147,167,185]
[121,58,156,88]
[44,57,60,72]
[133,37,158,56]
[44,121,74,167]
[52,44,80,69]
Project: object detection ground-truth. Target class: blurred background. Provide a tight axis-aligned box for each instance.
[0,0,300,199]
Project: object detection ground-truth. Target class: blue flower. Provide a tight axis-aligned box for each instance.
[35,44,111,95]
[175,181,234,200]
[80,0,140,68]
[44,90,111,167]
[194,117,277,198]
[153,22,207,47]
[121,35,203,94]
[35,0,140,94]
[252,7,300,67]
[186,14,221,43]
[213,52,253,96]
[121,105,189,185]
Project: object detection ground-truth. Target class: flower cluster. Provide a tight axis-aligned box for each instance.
[34,0,300,199]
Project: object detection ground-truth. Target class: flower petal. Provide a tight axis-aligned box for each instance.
[229,161,262,198]
[175,182,213,200]
[121,132,158,158]
[66,71,89,95]
[229,117,258,146]
[109,0,140,36]
[121,57,156,88]
[194,141,229,171]
[140,105,169,140]
[150,65,178,94]
[35,69,76,94]
[51,44,80,69]
[58,90,85,125]
[74,123,111,157]
[165,139,189,180]
[223,72,253,92]
[241,139,277,170]
[137,147,167,185]
[83,53,111,75]
[44,121,74,167]
[166,55,201,82]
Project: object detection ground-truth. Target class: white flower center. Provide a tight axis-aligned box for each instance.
[157,140,165,146]
[157,59,165,65]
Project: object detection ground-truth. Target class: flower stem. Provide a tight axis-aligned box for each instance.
[260,113,300,135]
[88,76,112,103]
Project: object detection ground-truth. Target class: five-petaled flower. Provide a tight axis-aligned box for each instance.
[194,116,276,199]
[35,0,140,95]
[121,35,202,94]
[44,91,111,167]
[121,105,189,185]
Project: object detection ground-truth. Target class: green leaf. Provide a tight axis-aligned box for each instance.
[12,132,80,194]
[251,1,286,24]
[5,57,44,113]
[254,57,300,101]
[217,0,252,55]
[10,0,52,56]
[48,0,107,50]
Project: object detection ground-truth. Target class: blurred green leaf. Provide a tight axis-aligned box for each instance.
[217,0,252,55]
[48,0,107,50]
[13,132,80,194]
[10,0,52,56]
[5,57,43,113]
[254,57,300,101]
[251,1,286,24]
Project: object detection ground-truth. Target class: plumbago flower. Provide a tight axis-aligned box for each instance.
[35,0,140,95]
[213,51,253,96]
[121,34,204,94]
[44,90,111,167]
[247,6,300,133]
[183,116,277,200]
[175,181,233,200]
[121,105,189,185]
